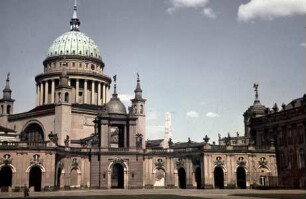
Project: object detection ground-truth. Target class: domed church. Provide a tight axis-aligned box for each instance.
[0,3,147,191]
[4,2,304,192]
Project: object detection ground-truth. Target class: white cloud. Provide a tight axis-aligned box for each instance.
[203,8,216,18]
[168,0,209,9]
[186,111,199,118]
[206,112,220,118]
[238,0,306,22]
[300,42,306,48]
[166,0,216,18]
[118,94,134,102]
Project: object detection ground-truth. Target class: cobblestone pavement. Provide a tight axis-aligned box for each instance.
[0,189,305,199]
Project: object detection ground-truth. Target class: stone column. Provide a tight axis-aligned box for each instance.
[76,79,79,103]
[45,81,49,104]
[149,158,153,187]
[106,85,109,102]
[91,81,95,104]
[102,84,106,104]
[98,82,101,105]
[36,84,39,106]
[40,82,44,105]
[84,80,88,104]
[51,80,55,104]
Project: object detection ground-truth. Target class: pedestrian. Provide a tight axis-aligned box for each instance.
[24,184,30,198]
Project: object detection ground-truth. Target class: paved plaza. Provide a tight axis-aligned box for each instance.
[0,189,306,199]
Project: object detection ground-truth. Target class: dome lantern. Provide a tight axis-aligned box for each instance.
[70,0,80,31]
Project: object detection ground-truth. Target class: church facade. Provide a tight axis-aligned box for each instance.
[0,3,303,192]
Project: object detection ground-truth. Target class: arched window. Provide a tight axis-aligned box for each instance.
[140,105,144,114]
[23,123,44,146]
[1,105,3,114]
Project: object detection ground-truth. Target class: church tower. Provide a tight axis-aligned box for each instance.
[54,67,72,145]
[131,73,146,148]
[0,73,15,116]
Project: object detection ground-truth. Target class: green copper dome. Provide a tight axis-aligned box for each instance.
[46,31,102,60]
[46,2,102,61]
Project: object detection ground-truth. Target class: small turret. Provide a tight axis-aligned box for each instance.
[131,73,146,148]
[0,73,15,115]
[131,73,146,115]
[134,73,143,100]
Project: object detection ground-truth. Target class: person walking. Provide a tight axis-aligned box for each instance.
[24,184,30,198]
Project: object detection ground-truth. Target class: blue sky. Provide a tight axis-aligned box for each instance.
[0,0,305,143]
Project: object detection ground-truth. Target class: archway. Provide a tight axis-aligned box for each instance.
[29,166,42,191]
[111,163,124,188]
[195,167,201,189]
[0,166,12,192]
[236,167,246,189]
[178,167,186,189]
[214,167,224,189]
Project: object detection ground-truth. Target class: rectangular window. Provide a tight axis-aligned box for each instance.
[298,126,304,145]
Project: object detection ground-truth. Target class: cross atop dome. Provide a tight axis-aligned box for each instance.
[70,0,80,31]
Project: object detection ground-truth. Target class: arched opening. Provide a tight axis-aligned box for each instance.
[1,105,3,114]
[56,167,62,189]
[111,163,124,189]
[58,92,61,103]
[236,167,246,189]
[154,168,166,187]
[178,167,186,189]
[6,105,10,114]
[214,167,224,189]
[29,166,42,192]
[23,123,44,146]
[195,167,201,189]
[70,169,78,187]
[65,92,69,103]
[0,166,12,192]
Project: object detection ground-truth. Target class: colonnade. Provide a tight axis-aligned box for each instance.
[36,78,110,106]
